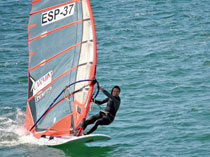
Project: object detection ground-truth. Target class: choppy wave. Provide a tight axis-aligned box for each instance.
[0,108,42,148]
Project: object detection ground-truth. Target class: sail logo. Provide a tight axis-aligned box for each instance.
[41,3,75,26]
[32,71,53,95]
[35,86,52,102]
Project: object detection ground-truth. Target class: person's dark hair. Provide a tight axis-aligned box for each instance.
[111,85,121,94]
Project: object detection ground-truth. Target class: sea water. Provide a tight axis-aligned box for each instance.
[1,0,210,156]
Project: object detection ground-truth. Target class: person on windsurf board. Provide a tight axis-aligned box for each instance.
[79,86,121,135]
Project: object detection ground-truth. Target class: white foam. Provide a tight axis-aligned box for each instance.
[18,129,44,146]
[0,107,43,147]
[0,116,9,120]
[0,117,13,124]
[0,107,12,110]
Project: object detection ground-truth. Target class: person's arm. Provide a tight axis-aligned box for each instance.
[94,98,109,105]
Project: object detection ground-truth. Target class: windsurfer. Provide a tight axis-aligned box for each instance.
[81,86,121,135]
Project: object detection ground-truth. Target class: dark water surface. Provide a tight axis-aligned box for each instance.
[1,0,210,156]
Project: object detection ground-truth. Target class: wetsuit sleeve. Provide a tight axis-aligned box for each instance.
[102,89,120,106]
[94,98,109,105]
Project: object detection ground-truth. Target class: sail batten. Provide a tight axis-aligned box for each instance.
[25,0,96,138]
[29,20,83,42]
[31,0,80,15]
[28,42,82,72]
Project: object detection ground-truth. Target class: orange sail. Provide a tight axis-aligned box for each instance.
[24,0,97,139]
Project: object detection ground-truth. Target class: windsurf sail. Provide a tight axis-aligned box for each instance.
[24,0,97,138]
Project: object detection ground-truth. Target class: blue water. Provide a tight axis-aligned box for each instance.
[1,0,210,156]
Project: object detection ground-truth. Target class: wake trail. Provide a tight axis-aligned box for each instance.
[0,107,43,147]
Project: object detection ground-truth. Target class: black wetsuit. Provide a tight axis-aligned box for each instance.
[82,89,121,134]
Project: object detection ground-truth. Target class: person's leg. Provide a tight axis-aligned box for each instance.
[82,112,101,130]
[85,116,111,135]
